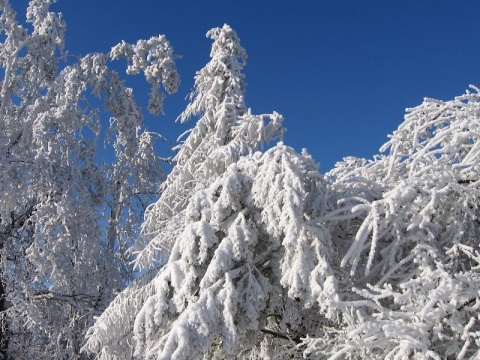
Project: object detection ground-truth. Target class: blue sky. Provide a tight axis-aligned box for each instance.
[14,0,480,171]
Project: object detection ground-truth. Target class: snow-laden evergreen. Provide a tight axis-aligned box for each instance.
[132,24,284,269]
[85,141,343,359]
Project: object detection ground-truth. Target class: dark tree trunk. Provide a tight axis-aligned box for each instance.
[0,272,8,360]
[0,215,11,360]
[0,207,34,360]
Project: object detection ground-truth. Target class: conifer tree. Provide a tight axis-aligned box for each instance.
[83,24,299,359]
[133,24,284,269]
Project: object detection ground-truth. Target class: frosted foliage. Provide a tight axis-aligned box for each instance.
[88,82,480,358]
[316,88,480,359]
[133,24,284,269]
[85,144,340,359]
[0,1,179,358]
[111,35,179,115]
[4,3,476,357]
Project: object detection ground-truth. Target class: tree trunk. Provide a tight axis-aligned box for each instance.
[0,207,34,359]
[0,247,8,359]
[0,274,9,359]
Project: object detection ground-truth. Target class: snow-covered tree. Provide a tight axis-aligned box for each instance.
[311,88,480,359]
[86,63,480,360]
[0,5,467,358]
[82,24,312,359]
[0,0,179,358]
[132,24,284,269]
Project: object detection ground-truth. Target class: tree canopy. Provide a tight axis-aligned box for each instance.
[0,0,178,358]
[85,25,480,360]
[1,1,480,360]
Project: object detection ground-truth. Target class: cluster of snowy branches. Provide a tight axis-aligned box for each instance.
[306,90,480,359]
[0,0,179,358]
[84,24,480,360]
[1,1,480,359]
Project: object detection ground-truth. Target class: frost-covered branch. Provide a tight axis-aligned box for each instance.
[0,0,179,358]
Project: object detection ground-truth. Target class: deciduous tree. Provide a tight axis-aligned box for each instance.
[0,0,179,358]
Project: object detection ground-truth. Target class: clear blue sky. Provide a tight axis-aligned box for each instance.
[13,0,480,171]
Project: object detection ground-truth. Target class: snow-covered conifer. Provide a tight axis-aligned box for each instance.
[85,141,344,359]
[133,24,284,268]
